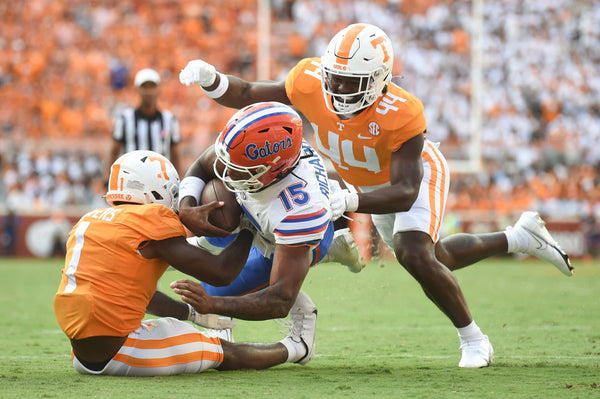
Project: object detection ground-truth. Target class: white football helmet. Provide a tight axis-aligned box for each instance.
[106,150,180,211]
[321,23,394,115]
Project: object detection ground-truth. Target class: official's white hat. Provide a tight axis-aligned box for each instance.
[134,68,160,87]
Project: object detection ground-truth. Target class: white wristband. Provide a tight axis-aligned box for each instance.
[346,192,359,212]
[179,176,206,206]
[202,73,229,99]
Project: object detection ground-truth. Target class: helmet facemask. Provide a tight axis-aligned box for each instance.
[214,142,277,193]
[320,23,394,115]
[322,67,389,115]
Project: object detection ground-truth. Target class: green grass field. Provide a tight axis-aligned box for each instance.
[1,256,598,398]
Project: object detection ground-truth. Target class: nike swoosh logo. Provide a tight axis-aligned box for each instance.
[523,226,573,272]
[357,134,372,139]
[523,228,548,250]
[295,309,317,364]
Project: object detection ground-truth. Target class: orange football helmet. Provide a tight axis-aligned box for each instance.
[214,102,303,193]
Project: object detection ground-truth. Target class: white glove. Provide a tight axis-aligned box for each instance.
[188,305,236,330]
[179,59,217,87]
[330,186,359,221]
[328,179,342,194]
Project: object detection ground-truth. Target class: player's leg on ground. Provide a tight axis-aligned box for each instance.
[73,318,223,376]
[217,341,288,370]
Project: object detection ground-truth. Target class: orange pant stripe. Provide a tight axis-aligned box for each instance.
[113,350,223,368]
[123,332,219,349]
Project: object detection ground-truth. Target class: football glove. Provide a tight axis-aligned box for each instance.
[329,180,359,221]
[179,59,217,87]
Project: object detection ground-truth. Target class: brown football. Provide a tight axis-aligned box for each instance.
[200,179,242,232]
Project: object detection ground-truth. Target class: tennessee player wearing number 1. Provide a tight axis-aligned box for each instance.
[53,150,317,376]
[178,22,573,368]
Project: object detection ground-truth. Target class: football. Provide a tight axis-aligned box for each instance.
[200,178,242,232]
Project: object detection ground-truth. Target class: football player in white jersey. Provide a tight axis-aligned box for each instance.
[173,103,333,363]
[177,23,573,368]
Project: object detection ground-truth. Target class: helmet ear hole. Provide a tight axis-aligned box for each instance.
[151,191,164,201]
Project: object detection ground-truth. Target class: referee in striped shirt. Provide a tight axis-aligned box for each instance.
[107,68,182,177]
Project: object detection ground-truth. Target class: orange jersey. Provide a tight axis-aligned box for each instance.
[285,57,427,187]
[54,204,186,339]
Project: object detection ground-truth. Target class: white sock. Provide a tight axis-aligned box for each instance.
[279,337,306,363]
[457,320,485,343]
[505,227,528,253]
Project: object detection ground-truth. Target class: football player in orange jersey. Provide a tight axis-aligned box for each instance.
[178,23,573,368]
[53,150,317,376]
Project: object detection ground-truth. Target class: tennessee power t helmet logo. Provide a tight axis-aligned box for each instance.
[245,137,293,160]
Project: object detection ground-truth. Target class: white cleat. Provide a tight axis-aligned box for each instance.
[511,211,573,276]
[321,228,366,273]
[459,335,494,368]
[283,291,318,365]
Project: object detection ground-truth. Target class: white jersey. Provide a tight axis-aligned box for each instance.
[236,140,331,259]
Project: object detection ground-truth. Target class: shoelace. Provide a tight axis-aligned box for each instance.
[275,311,305,339]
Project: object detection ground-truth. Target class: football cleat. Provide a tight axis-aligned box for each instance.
[459,335,494,368]
[510,211,573,276]
[321,228,366,273]
[280,291,317,365]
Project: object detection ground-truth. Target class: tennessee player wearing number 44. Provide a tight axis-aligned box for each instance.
[179,22,573,369]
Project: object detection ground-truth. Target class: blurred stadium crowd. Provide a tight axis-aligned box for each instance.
[0,0,599,230]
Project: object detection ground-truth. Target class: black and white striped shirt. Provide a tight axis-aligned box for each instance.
[112,107,181,158]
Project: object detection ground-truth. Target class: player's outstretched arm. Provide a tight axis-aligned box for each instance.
[171,244,311,321]
[146,290,187,318]
[179,58,290,109]
[146,290,236,330]
[139,229,254,286]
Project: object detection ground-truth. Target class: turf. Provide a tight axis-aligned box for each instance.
[1,256,598,398]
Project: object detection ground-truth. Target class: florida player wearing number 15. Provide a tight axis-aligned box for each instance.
[174,102,333,363]
[53,150,318,376]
